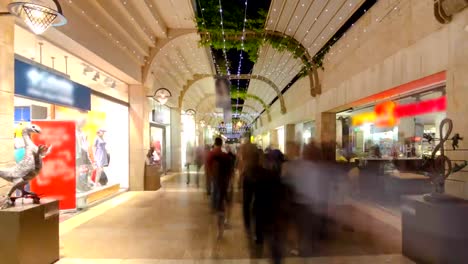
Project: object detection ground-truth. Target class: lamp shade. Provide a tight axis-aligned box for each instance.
[8,0,67,35]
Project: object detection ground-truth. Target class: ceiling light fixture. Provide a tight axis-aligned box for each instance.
[1,0,67,35]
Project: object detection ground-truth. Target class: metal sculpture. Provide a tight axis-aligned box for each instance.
[0,125,50,208]
[422,118,467,201]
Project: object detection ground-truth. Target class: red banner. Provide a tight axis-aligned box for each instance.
[31,121,76,210]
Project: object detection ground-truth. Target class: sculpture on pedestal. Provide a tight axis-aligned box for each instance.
[422,118,467,201]
[0,125,51,208]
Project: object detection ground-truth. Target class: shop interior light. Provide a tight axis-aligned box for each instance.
[352,96,447,127]
[1,0,67,35]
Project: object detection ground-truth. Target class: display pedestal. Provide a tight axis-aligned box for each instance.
[0,199,59,264]
[402,195,468,263]
[144,165,161,191]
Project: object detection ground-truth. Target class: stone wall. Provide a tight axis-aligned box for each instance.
[0,16,16,196]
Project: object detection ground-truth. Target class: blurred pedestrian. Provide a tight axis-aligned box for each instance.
[187,145,204,187]
[254,149,285,264]
[281,142,335,256]
[204,145,212,195]
[237,138,260,232]
[206,137,233,240]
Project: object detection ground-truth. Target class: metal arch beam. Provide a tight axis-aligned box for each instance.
[229,74,286,114]
[177,74,286,115]
[142,29,198,84]
[193,95,265,125]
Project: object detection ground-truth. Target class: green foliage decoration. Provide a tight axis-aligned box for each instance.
[231,90,270,114]
[196,0,329,76]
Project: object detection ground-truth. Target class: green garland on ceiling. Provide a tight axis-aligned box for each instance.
[231,90,270,114]
[196,0,330,77]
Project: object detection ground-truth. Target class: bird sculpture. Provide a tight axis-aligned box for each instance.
[423,133,434,143]
[452,161,468,173]
[0,124,50,208]
[451,133,463,150]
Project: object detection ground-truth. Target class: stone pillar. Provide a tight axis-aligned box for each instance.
[128,85,149,191]
[270,129,278,149]
[284,124,295,157]
[170,108,182,172]
[445,8,468,198]
[0,16,15,195]
[319,112,337,160]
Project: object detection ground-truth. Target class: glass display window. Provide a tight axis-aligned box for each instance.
[337,88,446,160]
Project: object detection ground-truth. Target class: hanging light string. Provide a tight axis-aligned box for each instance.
[217,0,230,75]
[65,0,142,64]
[235,0,248,116]
[198,0,218,75]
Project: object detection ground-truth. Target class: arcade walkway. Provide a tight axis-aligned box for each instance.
[57,173,413,264]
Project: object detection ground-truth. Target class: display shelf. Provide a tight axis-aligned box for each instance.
[76,183,121,209]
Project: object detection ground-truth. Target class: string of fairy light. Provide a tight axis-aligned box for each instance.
[235,0,249,119]
[251,0,403,127]
[253,0,402,91]
[217,0,231,76]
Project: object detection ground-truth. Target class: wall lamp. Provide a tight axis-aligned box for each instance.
[185,109,196,116]
[148,88,172,105]
[0,0,67,35]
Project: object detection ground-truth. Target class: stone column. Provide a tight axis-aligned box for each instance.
[284,124,295,157]
[318,112,337,160]
[170,108,182,172]
[0,16,15,195]
[270,129,278,149]
[128,85,149,191]
[445,8,468,198]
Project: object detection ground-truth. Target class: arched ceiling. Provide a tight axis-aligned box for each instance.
[245,0,366,117]
[147,33,214,107]
[27,0,371,126]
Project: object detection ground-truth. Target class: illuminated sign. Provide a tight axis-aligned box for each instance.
[15,59,91,111]
[352,96,446,127]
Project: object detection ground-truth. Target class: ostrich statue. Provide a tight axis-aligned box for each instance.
[0,124,50,208]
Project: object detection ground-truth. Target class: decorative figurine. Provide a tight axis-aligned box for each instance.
[451,133,463,150]
[423,133,434,143]
[421,118,466,202]
[452,161,468,173]
[0,125,51,208]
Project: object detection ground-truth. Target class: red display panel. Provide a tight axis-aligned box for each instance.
[31,121,76,210]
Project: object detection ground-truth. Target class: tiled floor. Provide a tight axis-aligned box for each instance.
[58,173,411,263]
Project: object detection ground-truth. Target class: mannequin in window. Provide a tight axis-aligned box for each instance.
[93,128,109,187]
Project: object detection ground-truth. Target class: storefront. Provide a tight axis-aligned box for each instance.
[13,57,129,210]
[149,101,171,174]
[295,121,315,151]
[336,86,446,161]
[181,111,196,169]
[335,72,447,213]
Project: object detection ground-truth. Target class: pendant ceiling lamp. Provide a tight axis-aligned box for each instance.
[1,0,67,35]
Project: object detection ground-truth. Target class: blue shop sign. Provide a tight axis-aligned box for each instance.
[15,59,91,111]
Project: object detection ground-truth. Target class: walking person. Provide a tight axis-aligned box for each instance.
[206,137,233,240]
[237,138,260,234]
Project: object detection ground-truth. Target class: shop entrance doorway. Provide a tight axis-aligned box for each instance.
[150,124,167,174]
